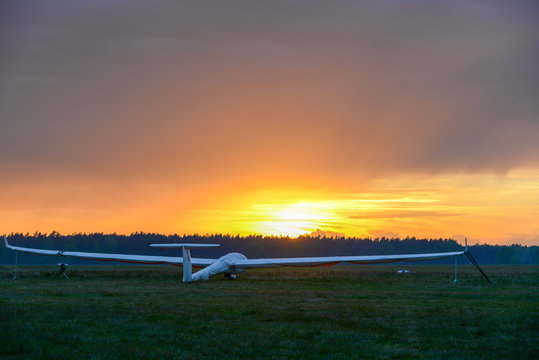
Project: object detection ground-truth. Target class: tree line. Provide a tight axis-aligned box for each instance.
[1,231,538,265]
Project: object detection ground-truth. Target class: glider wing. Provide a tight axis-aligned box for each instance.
[3,236,214,266]
[232,251,465,269]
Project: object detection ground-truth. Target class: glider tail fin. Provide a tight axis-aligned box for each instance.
[182,246,193,283]
[149,243,220,283]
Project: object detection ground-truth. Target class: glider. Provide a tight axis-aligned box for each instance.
[3,235,490,283]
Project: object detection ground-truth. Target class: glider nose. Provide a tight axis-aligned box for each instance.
[192,261,231,281]
[191,253,247,281]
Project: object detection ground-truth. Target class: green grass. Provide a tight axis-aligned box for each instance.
[1,265,537,359]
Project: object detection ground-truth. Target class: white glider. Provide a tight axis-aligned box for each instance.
[3,235,489,283]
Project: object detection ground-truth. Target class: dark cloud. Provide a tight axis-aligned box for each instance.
[1,0,538,185]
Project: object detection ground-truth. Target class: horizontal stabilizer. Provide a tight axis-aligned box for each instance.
[150,243,220,249]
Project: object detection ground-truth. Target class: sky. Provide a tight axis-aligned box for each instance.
[1,0,538,245]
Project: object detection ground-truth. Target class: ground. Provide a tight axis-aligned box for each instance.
[1,265,537,359]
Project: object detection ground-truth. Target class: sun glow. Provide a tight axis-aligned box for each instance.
[5,170,538,245]
[273,202,328,221]
[176,169,539,244]
[248,201,340,237]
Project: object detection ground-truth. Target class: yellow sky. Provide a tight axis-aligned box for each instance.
[2,168,538,245]
[177,169,539,244]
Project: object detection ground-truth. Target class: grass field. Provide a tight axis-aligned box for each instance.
[1,264,537,359]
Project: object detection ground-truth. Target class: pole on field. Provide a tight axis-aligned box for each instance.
[453,256,458,284]
[13,251,19,280]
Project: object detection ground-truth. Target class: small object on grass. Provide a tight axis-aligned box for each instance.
[397,270,410,274]
[58,261,70,279]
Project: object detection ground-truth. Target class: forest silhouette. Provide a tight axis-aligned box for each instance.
[2,232,538,265]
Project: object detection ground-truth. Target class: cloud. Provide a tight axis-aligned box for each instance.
[349,211,464,220]
[507,234,539,246]
[1,0,538,186]
[305,228,346,239]
[369,231,401,240]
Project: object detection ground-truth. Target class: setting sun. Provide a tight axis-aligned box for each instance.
[250,202,338,237]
